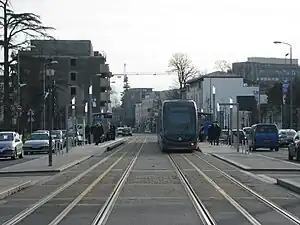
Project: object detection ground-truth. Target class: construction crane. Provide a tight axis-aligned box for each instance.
[111,63,174,95]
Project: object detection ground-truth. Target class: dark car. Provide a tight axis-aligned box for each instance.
[288,131,300,160]
[279,129,296,147]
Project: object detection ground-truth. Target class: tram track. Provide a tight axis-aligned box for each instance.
[169,152,300,225]
[1,136,143,225]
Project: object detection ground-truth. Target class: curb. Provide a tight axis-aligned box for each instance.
[106,141,125,152]
[0,181,33,200]
[212,153,300,172]
[277,178,300,194]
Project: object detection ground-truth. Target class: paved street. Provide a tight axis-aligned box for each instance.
[1,135,300,224]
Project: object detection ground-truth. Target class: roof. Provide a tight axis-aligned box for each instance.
[186,71,242,84]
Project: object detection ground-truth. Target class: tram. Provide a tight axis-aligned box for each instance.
[157,100,198,152]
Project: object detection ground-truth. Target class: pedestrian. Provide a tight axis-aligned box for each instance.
[95,124,103,145]
[213,121,221,146]
[207,124,214,145]
[199,124,205,142]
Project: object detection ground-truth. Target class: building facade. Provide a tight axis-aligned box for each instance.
[186,71,260,128]
[19,40,111,130]
[232,57,300,92]
[122,88,153,126]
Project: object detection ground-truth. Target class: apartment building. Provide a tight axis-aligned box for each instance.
[19,40,112,129]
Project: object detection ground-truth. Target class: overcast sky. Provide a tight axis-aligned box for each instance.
[11,0,300,95]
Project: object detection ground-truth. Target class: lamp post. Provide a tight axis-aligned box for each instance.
[71,97,76,147]
[46,60,58,167]
[274,41,293,128]
[212,85,216,121]
[217,103,220,123]
[229,97,233,145]
[84,102,88,144]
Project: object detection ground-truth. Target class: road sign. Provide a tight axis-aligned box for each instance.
[16,105,22,113]
[27,109,34,116]
[27,109,35,122]
[282,79,289,94]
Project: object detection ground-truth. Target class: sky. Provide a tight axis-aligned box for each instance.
[10,0,300,97]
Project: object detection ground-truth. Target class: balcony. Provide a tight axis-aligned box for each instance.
[100,92,109,102]
[99,78,109,87]
[100,64,110,74]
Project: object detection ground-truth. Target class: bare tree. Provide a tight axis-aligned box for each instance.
[168,53,198,92]
[214,60,232,72]
[0,0,54,128]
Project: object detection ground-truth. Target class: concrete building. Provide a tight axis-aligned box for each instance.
[186,71,260,128]
[122,88,153,126]
[19,40,112,129]
[134,91,168,131]
[112,106,125,127]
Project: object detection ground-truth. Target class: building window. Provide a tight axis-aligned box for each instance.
[70,58,76,66]
[70,72,77,81]
[70,86,76,96]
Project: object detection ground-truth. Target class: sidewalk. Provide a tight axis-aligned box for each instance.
[0,138,125,174]
[199,142,300,172]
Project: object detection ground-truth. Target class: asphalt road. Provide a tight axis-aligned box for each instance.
[1,135,300,224]
[0,154,42,169]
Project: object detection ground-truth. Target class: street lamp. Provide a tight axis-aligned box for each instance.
[47,60,58,167]
[274,40,293,128]
[212,85,216,121]
[43,60,59,130]
[229,98,233,142]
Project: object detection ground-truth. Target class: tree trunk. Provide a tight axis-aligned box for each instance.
[3,5,11,129]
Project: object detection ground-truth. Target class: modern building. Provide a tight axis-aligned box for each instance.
[186,71,260,128]
[232,57,300,92]
[19,40,112,130]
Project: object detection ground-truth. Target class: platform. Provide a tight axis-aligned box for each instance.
[212,152,300,171]
[0,138,125,174]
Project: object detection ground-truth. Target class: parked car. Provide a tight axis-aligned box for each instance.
[219,129,230,144]
[288,131,300,160]
[23,132,55,154]
[279,129,296,147]
[122,127,132,136]
[117,127,124,136]
[0,131,23,159]
[66,131,84,145]
[51,130,64,150]
[248,124,279,151]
